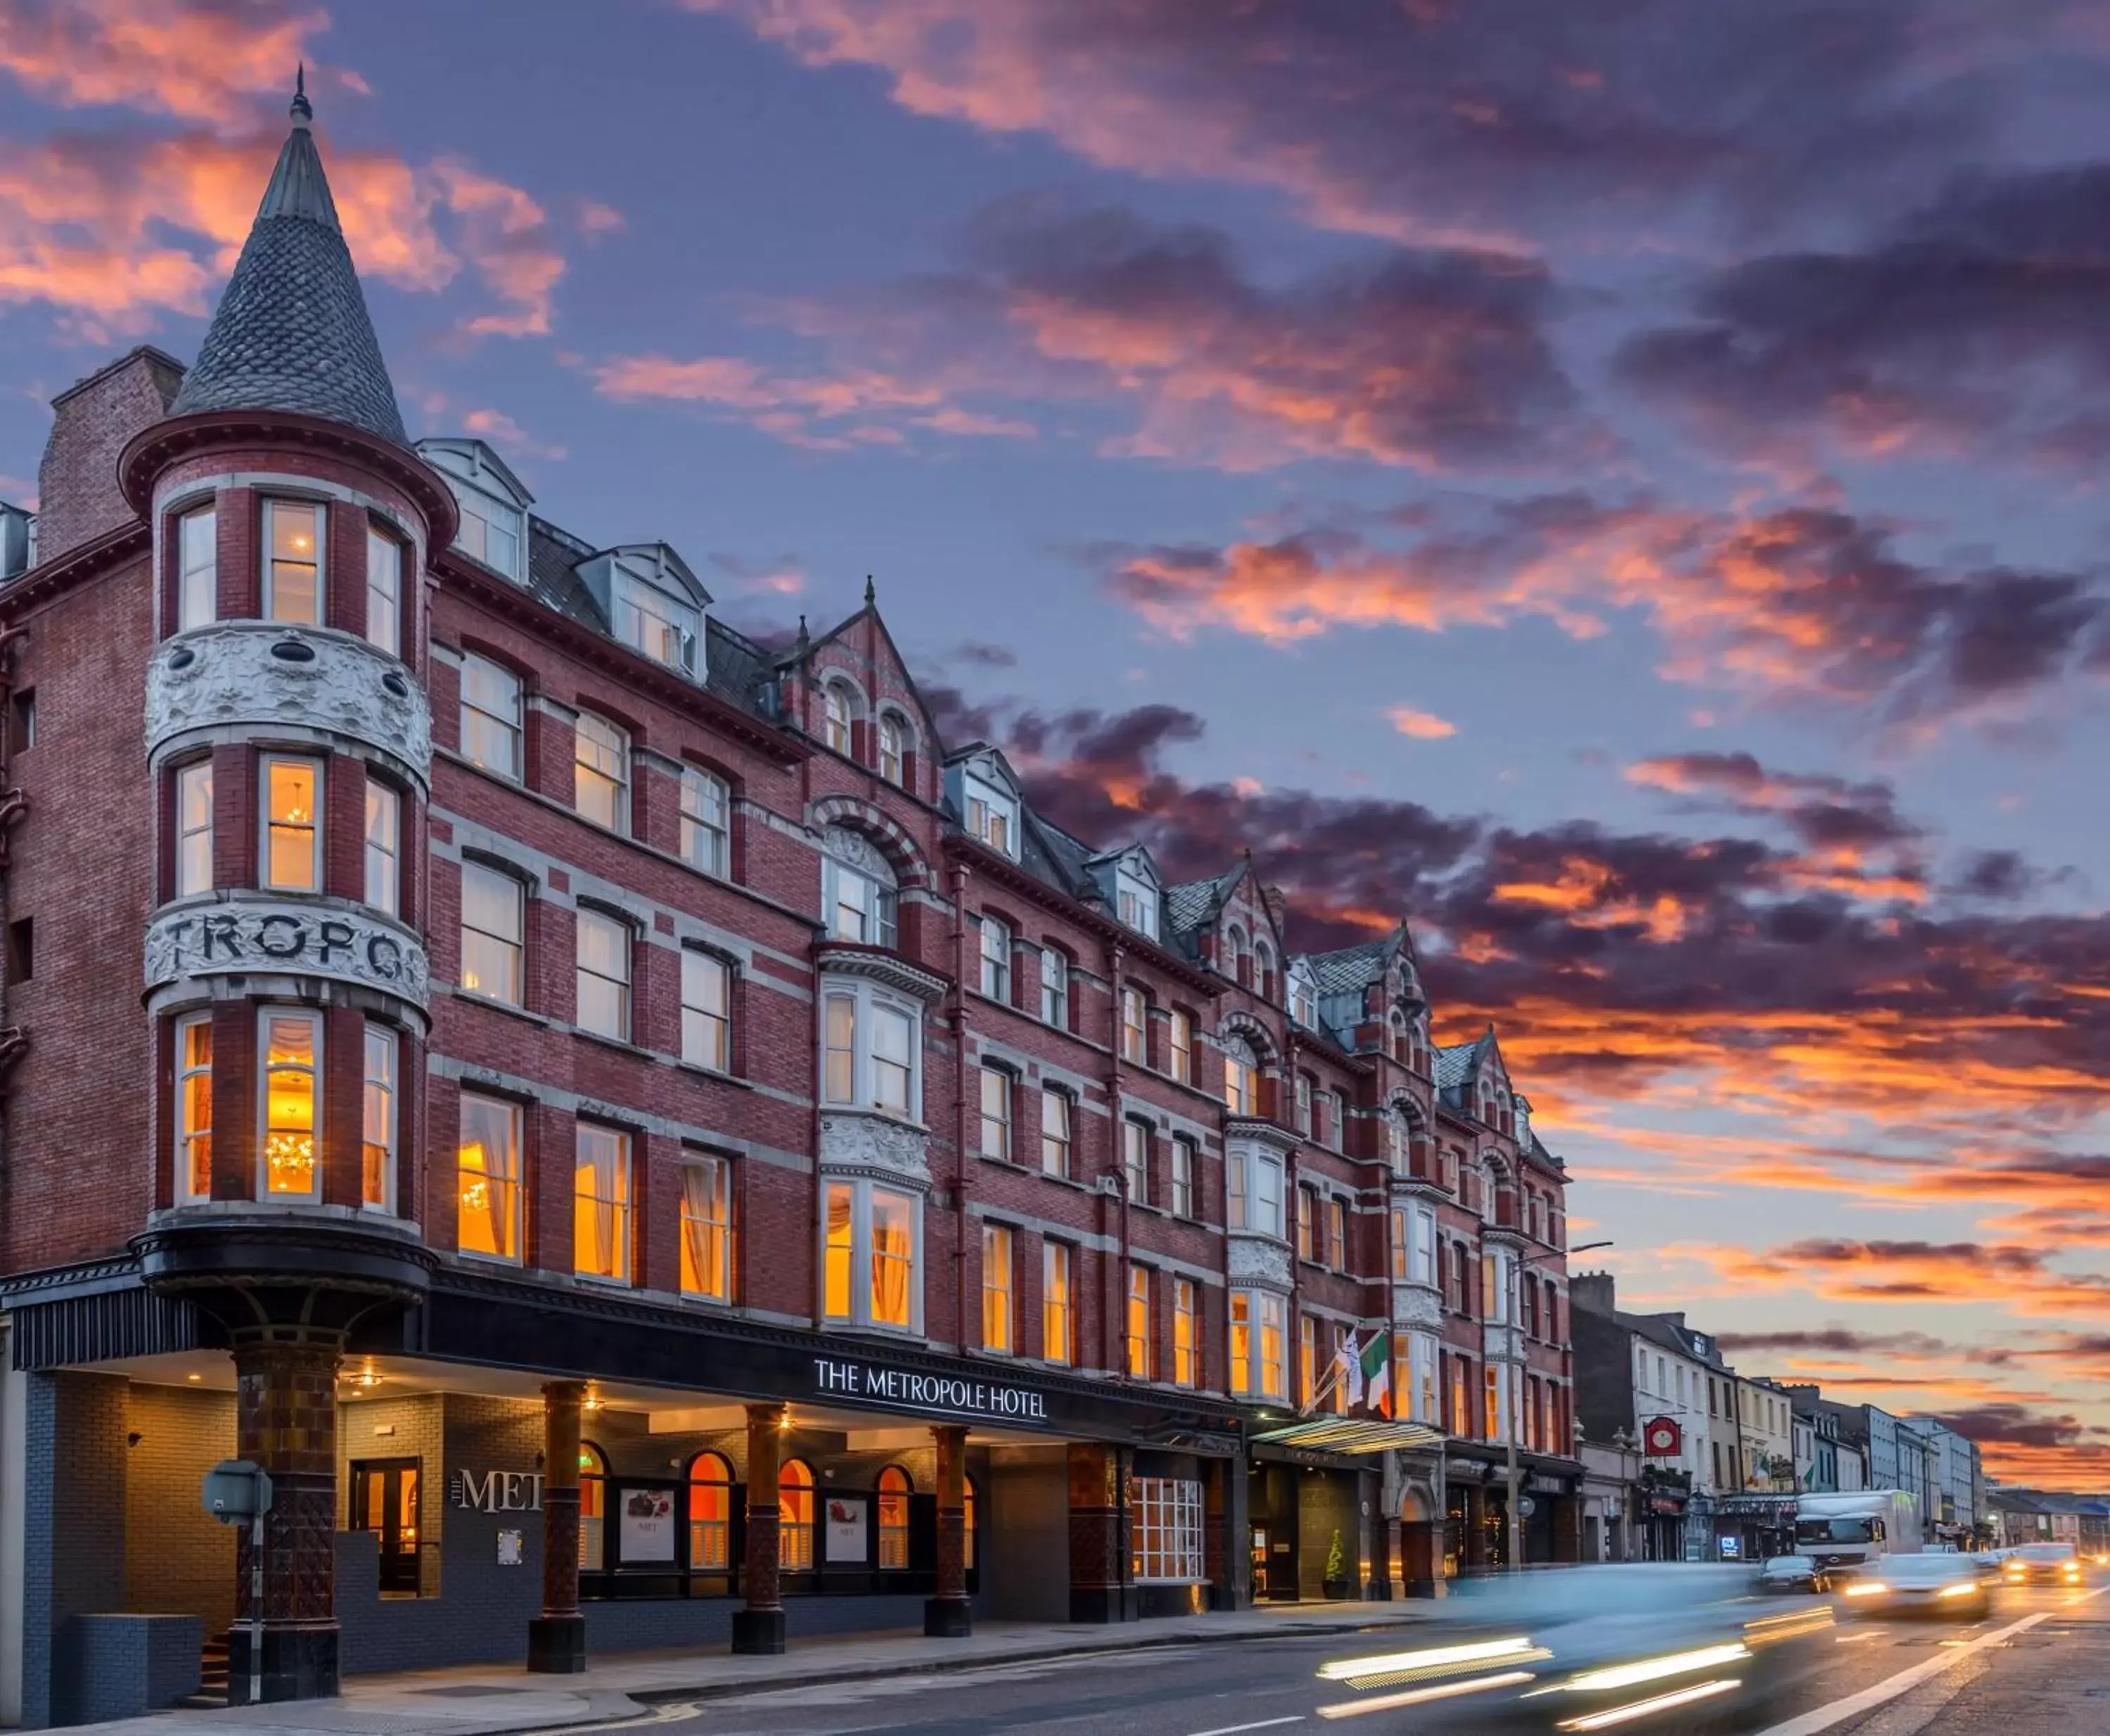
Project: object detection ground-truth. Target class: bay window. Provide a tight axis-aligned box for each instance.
[824,1177,921,1331]
[575,908,631,1040]
[1121,986,1147,1063]
[979,914,1010,1000]
[459,861,524,1005]
[1298,1313,1317,1406]
[259,1009,320,1198]
[681,949,731,1071]
[1126,1265,1152,1379]
[1406,1330,1439,1426]
[574,1124,632,1283]
[364,779,400,915]
[361,1023,397,1212]
[1170,1136,1195,1218]
[820,982,920,1120]
[1041,1087,1072,1177]
[1411,1203,1437,1285]
[1173,1278,1197,1387]
[264,499,323,625]
[177,505,216,631]
[261,755,320,892]
[456,1092,522,1261]
[679,766,729,876]
[1229,1289,1287,1400]
[1123,1118,1150,1205]
[981,1223,1014,1353]
[459,654,523,777]
[1222,1035,1257,1116]
[679,1155,734,1302]
[573,712,629,830]
[174,1013,212,1202]
[365,528,401,657]
[1390,1208,1408,1281]
[1043,1241,1074,1364]
[1227,1146,1285,1237]
[174,760,213,897]
[979,1066,1013,1161]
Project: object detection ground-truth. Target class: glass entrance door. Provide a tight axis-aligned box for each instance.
[352,1458,421,1595]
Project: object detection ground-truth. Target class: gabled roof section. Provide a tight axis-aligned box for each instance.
[1434,1030,1492,1090]
[798,584,949,750]
[1165,860,1247,945]
[945,740,1025,800]
[169,77,407,446]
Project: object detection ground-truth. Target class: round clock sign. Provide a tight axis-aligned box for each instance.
[1643,1417,1682,1457]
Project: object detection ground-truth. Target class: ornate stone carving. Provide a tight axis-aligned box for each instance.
[1392,1284,1444,1329]
[145,897,428,1008]
[818,1109,931,1187]
[1226,1232,1292,1291]
[1483,1322,1524,1364]
[823,826,896,885]
[815,947,948,1005]
[146,623,431,782]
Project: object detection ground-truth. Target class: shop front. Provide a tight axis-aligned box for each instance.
[1442,1448,1585,1569]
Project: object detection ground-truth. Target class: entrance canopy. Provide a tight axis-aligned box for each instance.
[1250,1417,1445,1455]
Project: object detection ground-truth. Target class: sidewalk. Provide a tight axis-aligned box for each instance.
[69,1602,1432,1736]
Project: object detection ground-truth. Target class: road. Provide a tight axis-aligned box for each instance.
[629,1580,2110,1736]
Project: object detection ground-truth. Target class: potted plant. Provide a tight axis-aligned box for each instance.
[1323,1528,1356,1600]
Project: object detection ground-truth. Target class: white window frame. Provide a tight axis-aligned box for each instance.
[822,682,855,753]
[1410,1202,1437,1286]
[1123,1118,1150,1206]
[452,484,523,580]
[174,760,214,898]
[174,1010,213,1204]
[679,765,729,876]
[460,654,523,778]
[260,753,322,894]
[1126,1264,1153,1379]
[177,504,217,632]
[1131,1478,1203,1582]
[1040,946,1068,1026]
[1041,1087,1072,1178]
[574,1123,633,1284]
[981,1223,1014,1354]
[459,860,525,1006]
[1170,1136,1195,1218]
[257,1008,322,1201]
[364,779,401,916]
[262,497,324,626]
[573,711,629,831]
[1173,1277,1197,1388]
[1227,1147,1285,1238]
[682,948,732,1072]
[965,774,1017,857]
[680,1154,735,1303]
[1229,1288,1287,1400]
[361,1022,397,1213]
[1043,1240,1074,1365]
[1296,1073,1312,1135]
[819,979,923,1122]
[979,1065,1014,1161]
[457,1091,524,1263]
[1169,1009,1192,1083]
[365,527,402,658]
[824,855,898,949]
[878,713,907,786]
[611,570,699,675]
[979,914,1010,1000]
[1116,869,1158,939]
[1222,1035,1257,1116]
[1121,987,1147,1063]
[1407,1330,1440,1426]
[575,907,632,1042]
[822,1176,923,1333]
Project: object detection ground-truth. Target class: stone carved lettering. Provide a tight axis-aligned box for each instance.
[146,899,429,1008]
[146,624,432,781]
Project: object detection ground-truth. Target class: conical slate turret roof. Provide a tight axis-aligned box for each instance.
[170,70,408,445]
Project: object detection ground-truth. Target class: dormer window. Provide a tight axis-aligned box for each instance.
[613,569,698,675]
[965,774,1016,858]
[455,490,522,578]
[420,438,532,584]
[1289,968,1317,1030]
[1118,871,1158,940]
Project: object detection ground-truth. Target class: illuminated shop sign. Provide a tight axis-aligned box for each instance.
[813,1356,1050,1423]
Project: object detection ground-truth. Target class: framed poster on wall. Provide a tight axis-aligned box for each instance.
[619,1486,677,1563]
[826,1495,869,1564]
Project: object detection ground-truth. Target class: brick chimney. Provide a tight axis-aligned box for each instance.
[1571,1270,1617,1316]
[34,346,185,566]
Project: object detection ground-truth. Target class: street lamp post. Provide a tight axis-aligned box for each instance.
[1507,1239,1613,1573]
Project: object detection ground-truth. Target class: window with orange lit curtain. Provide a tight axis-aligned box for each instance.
[262,756,321,893]
[780,1460,815,1571]
[264,499,323,625]
[679,1156,733,1303]
[878,1466,912,1569]
[574,1125,632,1284]
[260,1011,319,1197]
[687,1452,731,1571]
[175,1013,213,1202]
[457,1092,521,1260]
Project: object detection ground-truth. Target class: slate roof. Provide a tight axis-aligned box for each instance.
[169,90,407,446]
[1434,1034,1490,1088]
[1307,935,1392,997]
[1164,863,1246,945]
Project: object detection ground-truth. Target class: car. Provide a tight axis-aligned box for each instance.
[1969,1552,2004,1580]
[1839,1552,1990,1618]
[1756,1555,1833,1594]
[2004,1543,2085,1587]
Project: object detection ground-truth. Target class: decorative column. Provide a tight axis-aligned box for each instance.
[1066,1443,1133,1623]
[528,1380,586,1671]
[926,1424,971,1635]
[732,1403,786,1654]
[228,1336,341,1704]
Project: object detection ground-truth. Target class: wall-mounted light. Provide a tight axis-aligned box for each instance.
[186,1373,203,1384]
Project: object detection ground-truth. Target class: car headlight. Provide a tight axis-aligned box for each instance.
[1938,1583,1978,1600]
[1843,1582,1890,1597]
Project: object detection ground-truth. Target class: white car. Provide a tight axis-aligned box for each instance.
[1841,1553,1989,1619]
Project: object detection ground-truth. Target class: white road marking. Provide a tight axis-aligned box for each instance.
[1753,1610,2047,1736]
[1184,1719,1306,1736]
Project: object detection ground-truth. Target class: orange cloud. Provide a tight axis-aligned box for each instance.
[0,0,323,127]
[1387,703,1456,739]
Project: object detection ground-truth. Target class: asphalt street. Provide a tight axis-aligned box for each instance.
[621,1581,2110,1736]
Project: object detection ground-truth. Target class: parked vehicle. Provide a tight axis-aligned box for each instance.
[1756,1555,1833,1594]
[1841,1552,1989,1619]
[2004,1543,2085,1587]
[1794,1491,1922,1576]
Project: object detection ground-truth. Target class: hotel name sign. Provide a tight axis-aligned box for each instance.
[145,900,430,1007]
[813,1356,1051,1424]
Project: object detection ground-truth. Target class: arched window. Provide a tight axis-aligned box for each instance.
[1389,1010,1407,1062]
[1227,926,1251,987]
[822,826,900,950]
[878,1466,912,1569]
[964,1474,979,1571]
[580,1443,607,1570]
[1223,1034,1258,1116]
[822,683,855,753]
[878,713,908,786]
[780,1459,816,1571]
[1255,941,1275,1001]
[687,1451,732,1571]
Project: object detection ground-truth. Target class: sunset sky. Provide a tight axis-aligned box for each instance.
[4,0,2109,1486]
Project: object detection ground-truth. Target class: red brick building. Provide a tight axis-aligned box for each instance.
[0,88,1579,1725]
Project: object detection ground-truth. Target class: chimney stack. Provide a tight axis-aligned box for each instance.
[34,347,184,566]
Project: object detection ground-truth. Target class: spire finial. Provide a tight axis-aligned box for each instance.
[795,614,810,654]
[864,574,876,606]
[290,61,312,127]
